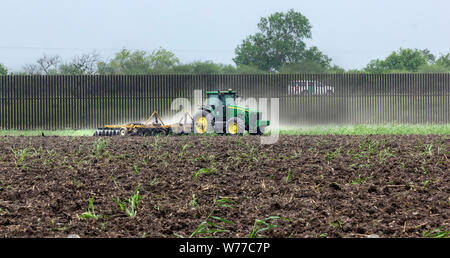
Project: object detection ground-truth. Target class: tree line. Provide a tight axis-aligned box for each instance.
[1,9,449,75]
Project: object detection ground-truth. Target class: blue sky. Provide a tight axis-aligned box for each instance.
[1,0,449,71]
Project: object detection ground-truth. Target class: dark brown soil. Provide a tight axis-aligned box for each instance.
[0,135,448,238]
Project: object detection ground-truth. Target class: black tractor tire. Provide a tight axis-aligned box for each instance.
[226,117,245,135]
[193,110,214,134]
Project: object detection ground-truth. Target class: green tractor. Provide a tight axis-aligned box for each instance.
[193,89,270,135]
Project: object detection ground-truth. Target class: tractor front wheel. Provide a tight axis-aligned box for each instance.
[226,117,245,135]
[193,111,214,134]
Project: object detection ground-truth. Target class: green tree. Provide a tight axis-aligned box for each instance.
[0,63,7,75]
[148,48,181,73]
[97,47,179,74]
[435,53,450,69]
[417,64,450,73]
[172,61,266,74]
[233,9,331,72]
[364,48,435,73]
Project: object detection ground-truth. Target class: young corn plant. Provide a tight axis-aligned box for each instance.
[175,196,236,238]
[113,184,141,217]
[423,143,433,156]
[10,147,34,171]
[422,227,449,238]
[151,137,160,152]
[325,147,341,163]
[249,216,284,238]
[378,147,394,165]
[216,198,238,209]
[79,196,100,220]
[190,193,199,207]
[350,168,365,185]
[330,219,343,228]
[285,169,292,184]
[149,177,160,186]
[133,164,140,175]
[192,168,214,182]
[92,138,107,159]
[178,143,193,160]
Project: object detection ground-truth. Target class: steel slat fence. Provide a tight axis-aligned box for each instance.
[0,74,449,130]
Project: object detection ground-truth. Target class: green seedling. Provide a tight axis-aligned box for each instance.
[423,143,433,156]
[292,149,302,158]
[151,138,160,152]
[192,168,213,182]
[72,178,81,187]
[114,184,141,217]
[133,164,139,175]
[79,196,100,220]
[149,177,160,186]
[216,198,237,209]
[190,193,199,207]
[423,227,449,238]
[176,196,236,238]
[420,164,427,175]
[189,216,230,238]
[179,144,193,159]
[350,168,366,185]
[326,147,342,162]
[10,147,33,170]
[330,220,343,228]
[111,175,120,189]
[92,138,107,159]
[285,169,292,183]
[249,216,279,238]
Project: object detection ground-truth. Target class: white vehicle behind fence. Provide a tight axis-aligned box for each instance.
[288,80,335,96]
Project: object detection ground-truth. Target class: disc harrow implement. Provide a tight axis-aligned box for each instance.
[94,111,193,137]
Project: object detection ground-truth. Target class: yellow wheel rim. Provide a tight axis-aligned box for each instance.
[228,121,238,134]
[195,116,208,133]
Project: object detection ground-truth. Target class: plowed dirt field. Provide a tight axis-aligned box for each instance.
[0,135,448,238]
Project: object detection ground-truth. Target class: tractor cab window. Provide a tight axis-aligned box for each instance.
[207,94,221,110]
[223,93,235,106]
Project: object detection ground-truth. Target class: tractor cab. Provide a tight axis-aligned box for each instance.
[206,89,236,118]
[206,89,236,107]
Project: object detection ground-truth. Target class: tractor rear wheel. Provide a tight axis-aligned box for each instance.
[226,117,245,135]
[193,110,214,134]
